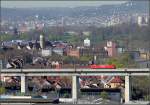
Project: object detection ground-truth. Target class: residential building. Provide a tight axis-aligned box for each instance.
[106,76,124,88]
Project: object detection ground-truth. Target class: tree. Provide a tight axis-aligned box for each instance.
[50,53,62,61]
[100,91,109,100]
[0,87,5,95]
[106,53,137,68]
[19,33,29,40]
[62,56,79,64]
[79,56,93,62]
[107,58,124,68]
[0,34,14,41]
[132,76,150,101]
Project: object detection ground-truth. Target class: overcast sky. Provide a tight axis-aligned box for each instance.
[1,1,127,8]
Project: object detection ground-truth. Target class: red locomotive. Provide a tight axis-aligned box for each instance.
[89,64,116,69]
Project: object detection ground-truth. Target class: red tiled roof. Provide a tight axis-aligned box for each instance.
[110,76,123,83]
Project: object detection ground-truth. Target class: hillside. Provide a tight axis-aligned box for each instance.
[1,1,149,20]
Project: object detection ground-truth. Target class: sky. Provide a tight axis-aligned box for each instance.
[1,1,127,8]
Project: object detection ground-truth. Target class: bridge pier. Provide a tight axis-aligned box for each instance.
[21,75,26,93]
[125,75,131,103]
[72,75,79,104]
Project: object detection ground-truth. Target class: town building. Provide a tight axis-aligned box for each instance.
[41,49,52,57]
[67,47,108,58]
[105,76,124,89]
[84,38,90,47]
[137,16,149,26]
[104,41,117,57]
[66,49,80,58]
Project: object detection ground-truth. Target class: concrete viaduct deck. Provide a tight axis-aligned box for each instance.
[0,68,150,104]
[1,68,150,76]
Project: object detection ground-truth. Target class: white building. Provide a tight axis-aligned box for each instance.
[137,16,148,26]
[41,49,52,57]
[84,38,90,47]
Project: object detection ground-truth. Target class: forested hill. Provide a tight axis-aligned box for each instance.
[1,1,149,20]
